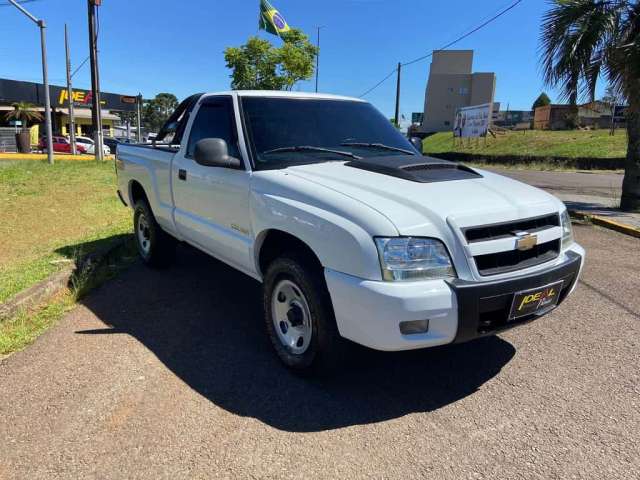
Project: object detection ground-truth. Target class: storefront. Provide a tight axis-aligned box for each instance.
[0,78,137,143]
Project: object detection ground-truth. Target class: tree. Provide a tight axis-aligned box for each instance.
[532,92,552,111]
[224,28,318,91]
[539,0,640,212]
[4,102,42,132]
[142,93,178,133]
[4,102,43,153]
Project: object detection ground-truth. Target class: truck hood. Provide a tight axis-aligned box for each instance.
[283,158,564,235]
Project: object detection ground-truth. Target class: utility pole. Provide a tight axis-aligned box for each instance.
[394,62,401,128]
[64,24,77,155]
[315,26,324,93]
[87,0,104,161]
[9,0,54,164]
[136,93,142,143]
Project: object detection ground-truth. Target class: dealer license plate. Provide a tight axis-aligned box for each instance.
[509,281,564,320]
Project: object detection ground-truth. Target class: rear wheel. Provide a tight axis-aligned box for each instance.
[263,253,346,375]
[133,201,175,268]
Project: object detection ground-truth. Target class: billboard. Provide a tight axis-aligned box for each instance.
[453,103,492,138]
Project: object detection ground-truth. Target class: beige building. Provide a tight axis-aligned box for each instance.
[419,50,496,133]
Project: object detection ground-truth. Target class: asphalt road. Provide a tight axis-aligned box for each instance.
[1,225,638,479]
[488,168,624,209]
[487,169,623,199]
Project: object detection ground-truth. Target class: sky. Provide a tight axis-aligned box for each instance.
[0,0,607,118]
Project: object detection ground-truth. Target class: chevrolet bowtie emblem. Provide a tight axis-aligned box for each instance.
[514,231,537,251]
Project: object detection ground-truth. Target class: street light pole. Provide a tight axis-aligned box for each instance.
[394,62,401,128]
[315,26,324,93]
[65,24,77,155]
[87,0,104,161]
[136,93,142,143]
[9,0,54,164]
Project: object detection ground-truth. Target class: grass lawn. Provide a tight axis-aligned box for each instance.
[422,129,628,159]
[0,159,131,303]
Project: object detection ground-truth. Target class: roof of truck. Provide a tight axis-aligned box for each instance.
[202,90,366,102]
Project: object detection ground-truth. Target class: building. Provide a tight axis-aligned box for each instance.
[419,50,496,134]
[494,110,533,128]
[0,78,137,147]
[533,101,627,130]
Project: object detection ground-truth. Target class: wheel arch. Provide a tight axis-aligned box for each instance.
[256,229,323,278]
[128,179,149,207]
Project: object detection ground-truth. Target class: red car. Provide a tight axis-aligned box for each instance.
[38,136,87,154]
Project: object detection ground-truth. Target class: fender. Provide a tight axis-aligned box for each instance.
[250,172,399,280]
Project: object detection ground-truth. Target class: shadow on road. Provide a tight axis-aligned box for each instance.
[77,244,515,432]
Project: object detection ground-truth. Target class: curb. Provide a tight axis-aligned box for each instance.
[569,210,640,239]
[0,154,114,161]
[0,237,129,321]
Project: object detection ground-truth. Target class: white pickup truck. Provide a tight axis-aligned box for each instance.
[116,91,584,374]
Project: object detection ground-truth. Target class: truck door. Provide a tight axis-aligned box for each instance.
[171,95,254,276]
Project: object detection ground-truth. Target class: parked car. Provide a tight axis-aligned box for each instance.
[39,136,86,154]
[103,137,120,154]
[116,91,585,375]
[72,135,111,155]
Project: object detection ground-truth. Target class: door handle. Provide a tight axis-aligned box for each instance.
[178,169,187,181]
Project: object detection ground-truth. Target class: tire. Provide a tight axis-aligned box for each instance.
[133,200,176,268]
[263,252,346,375]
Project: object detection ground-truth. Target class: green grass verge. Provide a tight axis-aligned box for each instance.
[0,238,137,357]
[0,159,131,302]
[422,129,627,159]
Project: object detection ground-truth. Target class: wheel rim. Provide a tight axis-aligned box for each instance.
[271,279,313,355]
[136,212,151,256]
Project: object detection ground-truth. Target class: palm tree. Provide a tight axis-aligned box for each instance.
[540,0,640,212]
[4,101,43,132]
[4,102,43,153]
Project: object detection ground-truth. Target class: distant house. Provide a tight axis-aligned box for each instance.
[534,101,627,130]
[494,110,533,128]
[533,104,576,130]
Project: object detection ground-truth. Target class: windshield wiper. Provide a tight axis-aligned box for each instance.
[340,142,416,155]
[261,145,362,160]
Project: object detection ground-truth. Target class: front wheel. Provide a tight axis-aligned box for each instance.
[133,201,176,268]
[263,253,346,375]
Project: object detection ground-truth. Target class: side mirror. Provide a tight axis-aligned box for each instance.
[409,136,423,153]
[194,138,241,168]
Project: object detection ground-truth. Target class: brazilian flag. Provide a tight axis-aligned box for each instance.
[259,0,291,37]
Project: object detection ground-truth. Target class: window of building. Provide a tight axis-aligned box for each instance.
[459,87,469,95]
[448,87,454,93]
[444,121,451,126]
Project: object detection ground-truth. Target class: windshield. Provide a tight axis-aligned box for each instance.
[241,97,417,167]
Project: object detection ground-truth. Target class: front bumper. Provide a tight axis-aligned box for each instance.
[325,245,584,351]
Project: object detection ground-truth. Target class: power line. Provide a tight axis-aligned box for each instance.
[71,56,90,78]
[401,0,523,67]
[358,0,523,97]
[0,0,40,6]
[358,68,397,98]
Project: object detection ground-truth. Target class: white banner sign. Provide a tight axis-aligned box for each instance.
[453,103,492,138]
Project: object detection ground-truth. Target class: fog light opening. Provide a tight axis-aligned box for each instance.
[399,319,430,335]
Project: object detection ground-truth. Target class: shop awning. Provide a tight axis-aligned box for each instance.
[0,106,45,111]
[57,108,121,121]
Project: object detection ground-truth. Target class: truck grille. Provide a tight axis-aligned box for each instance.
[464,213,560,243]
[474,239,560,276]
[463,214,561,276]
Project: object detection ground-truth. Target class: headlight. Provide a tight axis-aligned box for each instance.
[560,209,573,249]
[374,237,456,281]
